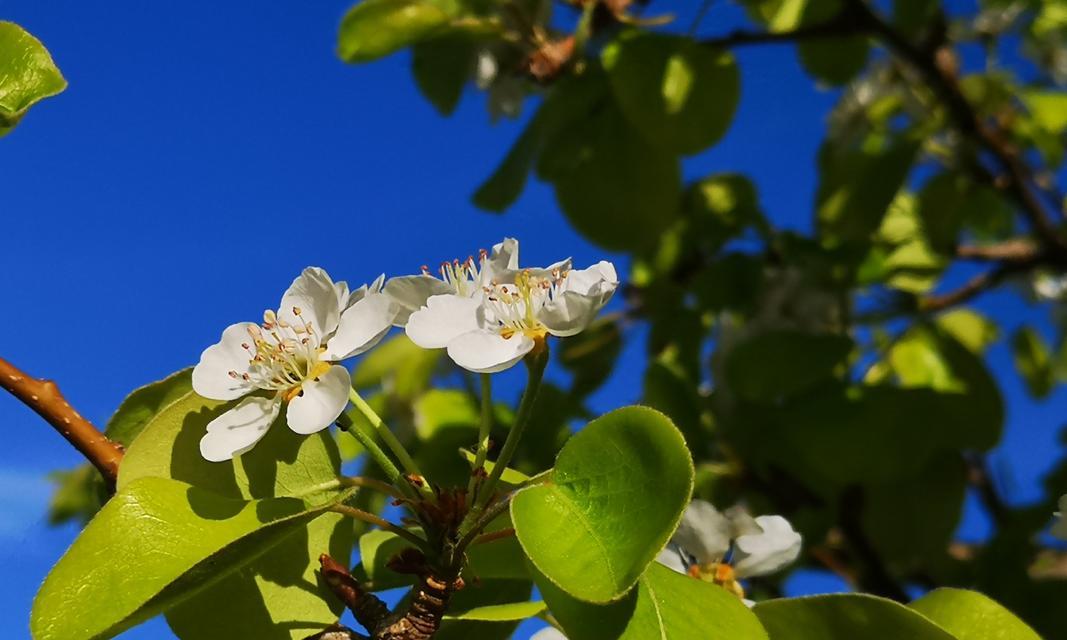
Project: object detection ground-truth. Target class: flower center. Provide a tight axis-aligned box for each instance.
[227,307,331,401]
[425,249,490,298]
[690,561,745,599]
[484,268,567,339]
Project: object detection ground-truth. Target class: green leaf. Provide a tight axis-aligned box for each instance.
[46,465,107,525]
[816,138,918,250]
[338,0,452,63]
[444,600,545,621]
[412,36,475,116]
[511,406,694,603]
[685,173,768,248]
[472,109,544,211]
[909,588,1042,640]
[460,448,532,486]
[31,477,341,640]
[724,330,852,401]
[351,333,441,399]
[105,368,193,445]
[539,563,769,640]
[0,21,66,130]
[602,31,739,155]
[1021,90,1067,134]
[797,1,868,85]
[1011,327,1055,398]
[545,100,681,252]
[118,390,353,639]
[935,310,998,354]
[753,594,956,639]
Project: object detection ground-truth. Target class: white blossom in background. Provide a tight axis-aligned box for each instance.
[1033,272,1067,301]
[192,268,398,461]
[398,239,618,373]
[1054,495,1067,540]
[384,238,518,325]
[530,628,568,640]
[657,500,802,602]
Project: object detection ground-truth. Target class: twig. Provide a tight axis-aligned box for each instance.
[0,356,124,486]
[319,554,390,633]
[329,505,430,551]
[919,260,1032,312]
[339,475,406,500]
[701,4,868,49]
[469,527,515,546]
[955,239,1042,263]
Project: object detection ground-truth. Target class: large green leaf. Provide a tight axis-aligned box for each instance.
[0,21,66,132]
[412,35,475,116]
[511,406,693,603]
[725,330,852,401]
[539,563,768,640]
[602,31,739,155]
[753,594,956,639]
[106,368,193,445]
[338,0,452,63]
[31,477,342,640]
[910,588,1042,640]
[119,390,353,639]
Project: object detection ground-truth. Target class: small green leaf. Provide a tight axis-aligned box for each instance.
[685,173,768,247]
[46,465,107,526]
[472,110,544,211]
[753,594,956,639]
[1011,327,1055,398]
[1021,90,1067,134]
[602,31,739,155]
[909,588,1042,640]
[444,600,546,621]
[539,563,769,640]
[797,0,868,85]
[105,368,193,445]
[31,477,341,640]
[338,0,452,63]
[511,406,694,603]
[412,36,475,116]
[0,21,66,129]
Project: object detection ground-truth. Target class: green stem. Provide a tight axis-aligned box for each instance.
[329,504,430,551]
[339,413,415,500]
[467,373,494,497]
[348,388,434,499]
[474,345,548,513]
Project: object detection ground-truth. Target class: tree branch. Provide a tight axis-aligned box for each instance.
[954,239,1042,263]
[0,356,123,486]
[701,6,868,49]
[319,554,390,633]
[919,262,1024,312]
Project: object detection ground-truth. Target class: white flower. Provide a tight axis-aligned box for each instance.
[192,267,398,461]
[1034,272,1067,301]
[401,242,618,373]
[384,238,519,325]
[475,49,498,90]
[657,500,801,599]
[1054,495,1067,540]
[531,628,568,640]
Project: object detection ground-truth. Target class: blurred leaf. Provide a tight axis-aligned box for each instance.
[602,31,739,155]
[413,388,479,439]
[338,0,452,63]
[559,316,622,398]
[910,588,1042,640]
[443,599,544,621]
[753,594,955,639]
[816,138,918,250]
[31,477,343,640]
[1011,327,1054,398]
[511,406,693,602]
[105,368,193,445]
[539,563,769,640]
[1021,90,1067,134]
[935,310,998,353]
[473,109,544,211]
[685,173,768,247]
[352,333,441,399]
[0,21,66,133]
[724,330,852,401]
[694,253,765,313]
[412,36,475,115]
[46,465,107,526]
[797,1,867,85]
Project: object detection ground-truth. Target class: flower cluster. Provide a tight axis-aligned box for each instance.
[191,239,617,461]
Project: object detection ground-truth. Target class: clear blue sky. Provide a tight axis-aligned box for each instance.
[1,0,1064,637]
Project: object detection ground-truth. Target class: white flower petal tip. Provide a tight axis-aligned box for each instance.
[322,289,398,360]
[530,629,568,640]
[279,266,344,337]
[671,500,733,566]
[199,396,281,462]
[656,545,689,575]
[286,365,351,435]
[732,515,803,578]
[447,331,535,374]
[192,322,258,401]
[406,294,483,349]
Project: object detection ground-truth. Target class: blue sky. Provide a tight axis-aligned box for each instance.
[1,0,1064,637]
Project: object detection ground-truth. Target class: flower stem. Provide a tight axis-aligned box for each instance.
[329,504,430,551]
[467,373,494,497]
[337,412,414,500]
[473,345,548,513]
[348,388,434,500]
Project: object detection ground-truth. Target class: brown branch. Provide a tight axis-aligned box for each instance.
[0,356,123,486]
[303,625,369,640]
[319,554,390,633]
[701,6,869,49]
[955,239,1041,263]
[919,263,1019,312]
[844,0,1067,253]
[469,527,515,546]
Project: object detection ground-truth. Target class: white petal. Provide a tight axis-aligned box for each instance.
[671,500,732,566]
[192,322,257,400]
[286,365,351,435]
[733,515,802,578]
[384,275,455,325]
[406,294,484,349]
[200,396,280,462]
[446,330,534,373]
[656,545,688,575]
[531,628,568,640]
[322,292,398,360]
[278,267,342,337]
[540,261,618,338]
[483,237,520,282]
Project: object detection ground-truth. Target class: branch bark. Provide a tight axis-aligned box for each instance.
[0,356,123,485]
